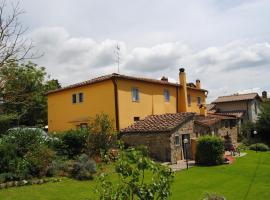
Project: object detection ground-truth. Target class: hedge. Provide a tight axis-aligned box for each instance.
[195,136,224,166]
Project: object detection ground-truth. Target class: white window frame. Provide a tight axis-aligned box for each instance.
[175,135,180,146]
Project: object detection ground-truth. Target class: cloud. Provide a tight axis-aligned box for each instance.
[31,27,270,102]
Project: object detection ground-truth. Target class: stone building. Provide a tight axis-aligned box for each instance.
[120,112,239,164]
[194,114,238,145]
[120,113,195,164]
[208,92,265,123]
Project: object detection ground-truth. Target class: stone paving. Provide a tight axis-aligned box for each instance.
[163,160,195,172]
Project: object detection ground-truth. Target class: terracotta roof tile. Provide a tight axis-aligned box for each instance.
[194,113,236,127]
[47,73,207,94]
[213,93,261,103]
[120,112,195,133]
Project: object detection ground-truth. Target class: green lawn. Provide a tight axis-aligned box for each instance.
[0,151,269,200]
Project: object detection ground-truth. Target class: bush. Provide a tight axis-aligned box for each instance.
[0,128,55,181]
[195,136,224,166]
[96,146,174,200]
[249,143,269,151]
[87,113,116,156]
[71,154,96,180]
[51,129,88,158]
[0,114,17,135]
[25,145,55,177]
[2,128,46,157]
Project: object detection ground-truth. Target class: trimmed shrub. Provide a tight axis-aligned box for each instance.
[195,136,224,166]
[71,154,96,180]
[249,143,269,151]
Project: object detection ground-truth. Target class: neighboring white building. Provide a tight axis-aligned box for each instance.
[208,92,266,123]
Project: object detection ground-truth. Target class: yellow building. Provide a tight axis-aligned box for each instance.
[47,68,208,132]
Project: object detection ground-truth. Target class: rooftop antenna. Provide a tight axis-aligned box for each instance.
[114,43,120,73]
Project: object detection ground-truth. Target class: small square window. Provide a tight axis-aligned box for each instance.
[134,117,140,121]
[79,93,84,103]
[164,89,170,102]
[197,96,201,105]
[132,87,139,102]
[72,94,77,104]
[175,135,180,146]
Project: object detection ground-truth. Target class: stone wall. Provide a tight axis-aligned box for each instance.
[170,120,194,163]
[121,120,195,164]
[194,119,238,145]
[121,132,172,162]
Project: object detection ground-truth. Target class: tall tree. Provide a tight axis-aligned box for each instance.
[0,60,60,126]
[257,101,270,143]
[0,0,35,68]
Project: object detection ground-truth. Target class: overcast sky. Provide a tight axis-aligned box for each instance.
[15,0,270,102]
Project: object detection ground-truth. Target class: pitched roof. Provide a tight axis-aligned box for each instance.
[120,112,195,134]
[47,73,207,94]
[195,116,221,127]
[212,93,262,103]
[194,113,236,127]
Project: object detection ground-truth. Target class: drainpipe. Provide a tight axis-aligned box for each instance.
[112,78,120,131]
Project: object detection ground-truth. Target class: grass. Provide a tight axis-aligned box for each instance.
[0,151,270,200]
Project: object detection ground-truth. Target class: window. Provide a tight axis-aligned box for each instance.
[164,89,170,102]
[77,123,88,130]
[79,93,84,103]
[72,94,77,103]
[132,87,139,102]
[187,94,191,106]
[175,135,180,146]
[134,117,140,121]
[197,96,201,105]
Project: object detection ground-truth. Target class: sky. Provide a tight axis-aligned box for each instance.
[13,0,270,102]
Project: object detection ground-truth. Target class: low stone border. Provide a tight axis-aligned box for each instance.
[0,178,61,190]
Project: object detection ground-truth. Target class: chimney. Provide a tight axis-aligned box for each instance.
[196,79,201,89]
[262,91,267,101]
[161,76,168,82]
[178,68,188,112]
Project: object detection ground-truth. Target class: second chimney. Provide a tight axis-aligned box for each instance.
[196,79,201,89]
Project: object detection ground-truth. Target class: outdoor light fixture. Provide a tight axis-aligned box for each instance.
[253,130,258,153]
[183,138,189,170]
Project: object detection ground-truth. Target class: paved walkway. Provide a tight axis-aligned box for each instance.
[163,160,195,172]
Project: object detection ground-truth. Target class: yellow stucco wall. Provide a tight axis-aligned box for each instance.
[117,79,177,129]
[186,88,206,113]
[48,80,115,132]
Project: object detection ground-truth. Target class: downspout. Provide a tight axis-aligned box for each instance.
[176,86,179,113]
[112,78,120,131]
